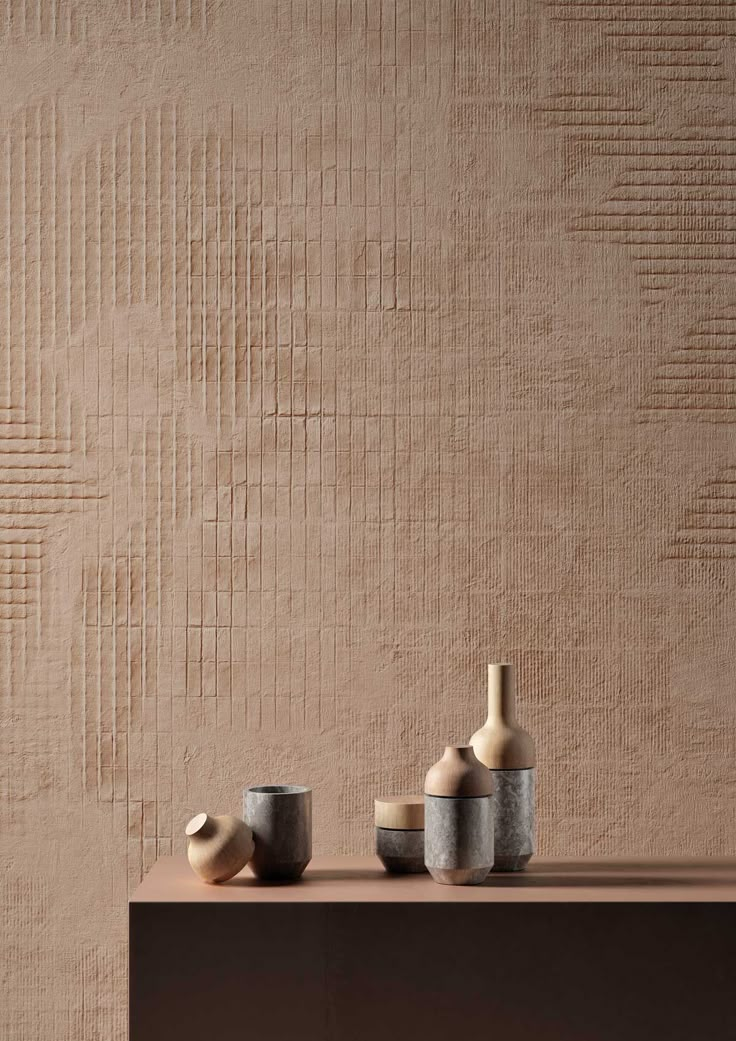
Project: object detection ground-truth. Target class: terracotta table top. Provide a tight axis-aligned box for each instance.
[131,855,736,904]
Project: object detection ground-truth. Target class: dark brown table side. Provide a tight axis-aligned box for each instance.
[130,856,736,1041]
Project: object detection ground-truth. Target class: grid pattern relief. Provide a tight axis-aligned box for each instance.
[2,2,736,1039]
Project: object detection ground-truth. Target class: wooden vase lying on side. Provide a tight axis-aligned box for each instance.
[185,812,255,883]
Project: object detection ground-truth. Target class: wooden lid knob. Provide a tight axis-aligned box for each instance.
[375,795,424,830]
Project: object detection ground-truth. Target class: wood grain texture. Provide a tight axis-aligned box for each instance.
[1,1,736,1037]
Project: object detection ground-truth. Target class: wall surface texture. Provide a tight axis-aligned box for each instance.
[2,0,736,1036]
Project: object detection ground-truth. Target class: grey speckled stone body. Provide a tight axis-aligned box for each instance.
[243,785,312,881]
[424,795,494,885]
[376,827,426,874]
[492,768,534,872]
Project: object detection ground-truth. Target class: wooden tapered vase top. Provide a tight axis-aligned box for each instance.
[424,745,494,798]
[469,663,535,770]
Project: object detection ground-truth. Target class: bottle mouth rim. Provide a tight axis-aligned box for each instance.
[185,812,210,837]
[246,784,311,795]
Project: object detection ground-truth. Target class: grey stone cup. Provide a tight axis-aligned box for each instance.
[243,785,312,881]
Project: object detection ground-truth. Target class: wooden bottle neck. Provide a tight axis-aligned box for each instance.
[487,664,516,723]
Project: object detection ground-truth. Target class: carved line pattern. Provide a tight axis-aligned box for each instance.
[566,130,736,298]
[0,0,214,39]
[643,315,736,414]
[668,467,736,558]
[549,1,736,80]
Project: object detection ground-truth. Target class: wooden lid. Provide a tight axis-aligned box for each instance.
[424,746,494,798]
[375,796,424,830]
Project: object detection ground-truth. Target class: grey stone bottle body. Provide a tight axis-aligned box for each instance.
[470,663,536,873]
[423,745,495,886]
[491,767,535,872]
[424,792,494,885]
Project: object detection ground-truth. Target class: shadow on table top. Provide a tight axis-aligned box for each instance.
[220,859,736,890]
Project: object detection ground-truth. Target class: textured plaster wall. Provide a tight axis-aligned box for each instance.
[2,0,736,1037]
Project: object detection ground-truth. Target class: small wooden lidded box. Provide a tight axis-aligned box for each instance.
[375,795,426,874]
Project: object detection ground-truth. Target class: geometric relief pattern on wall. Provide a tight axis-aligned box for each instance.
[0,0,215,39]
[539,94,653,131]
[67,105,251,839]
[7,5,736,1041]
[667,467,736,559]
[122,0,214,28]
[540,3,736,553]
[569,126,736,300]
[0,98,97,705]
[0,98,279,863]
[0,0,87,38]
[0,0,464,903]
[643,313,736,415]
[540,5,736,349]
[67,103,246,423]
[549,1,736,84]
[67,86,446,881]
[1,876,53,1040]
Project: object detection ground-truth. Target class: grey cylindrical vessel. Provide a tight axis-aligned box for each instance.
[492,767,535,872]
[243,784,312,881]
[423,746,495,886]
[376,827,426,874]
[424,794,494,885]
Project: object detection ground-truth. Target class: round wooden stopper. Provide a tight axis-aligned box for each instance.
[375,795,425,830]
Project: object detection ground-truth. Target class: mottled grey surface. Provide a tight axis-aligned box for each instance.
[375,828,426,874]
[492,768,535,873]
[243,785,312,881]
[424,795,494,886]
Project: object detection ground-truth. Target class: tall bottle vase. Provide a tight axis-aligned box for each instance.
[470,663,535,872]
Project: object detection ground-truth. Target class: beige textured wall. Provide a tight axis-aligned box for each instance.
[3,0,736,1036]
